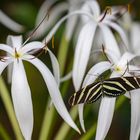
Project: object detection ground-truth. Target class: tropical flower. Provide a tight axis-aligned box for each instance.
[79,47,140,140]
[72,0,129,132]
[0,10,24,32]
[0,35,80,140]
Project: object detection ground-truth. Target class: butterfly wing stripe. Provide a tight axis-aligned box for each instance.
[103,85,122,92]
[84,82,100,102]
[88,89,102,103]
[121,77,136,89]
[77,86,87,103]
[88,85,102,101]
[135,77,140,87]
[103,80,127,91]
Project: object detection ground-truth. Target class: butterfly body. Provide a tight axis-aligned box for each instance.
[69,76,140,106]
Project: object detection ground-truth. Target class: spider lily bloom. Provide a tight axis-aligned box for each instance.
[0,35,80,140]
[123,22,140,140]
[33,0,87,40]
[72,0,128,132]
[79,50,140,140]
[0,10,24,32]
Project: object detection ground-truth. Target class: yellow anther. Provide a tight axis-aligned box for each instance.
[105,6,112,15]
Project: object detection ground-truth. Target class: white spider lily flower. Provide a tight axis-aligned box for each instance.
[123,21,140,140]
[95,52,140,140]
[72,1,128,132]
[33,0,87,39]
[72,0,128,92]
[0,10,24,32]
[0,35,80,139]
[78,51,140,139]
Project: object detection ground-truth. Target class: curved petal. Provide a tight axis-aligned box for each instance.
[117,52,136,68]
[99,24,121,59]
[21,42,43,54]
[72,21,97,91]
[35,0,57,24]
[105,49,120,64]
[60,71,72,83]
[95,72,120,140]
[0,61,11,75]
[95,97,116,140]
[25,56,80,133]
[81,0,100,22]
[34,2,68,39]
[130,89,140,140]
[65,7,78,41]
[78,61,111,132]
[11,60,33,140]
[104,21,129,48]
[0,44,13,54]
[0,10,24,32]
[44,10,93,43]
[48,49,60,85]
[130,22,140,52]
[6,35,23,49]
[83,61,112,86]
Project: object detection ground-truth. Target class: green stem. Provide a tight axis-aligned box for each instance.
[0,124,11,140]
[79,123,97,140]
[0,78,23,140]
[39,102,56,140]
[54,106,78,140]
[57,33,69,76]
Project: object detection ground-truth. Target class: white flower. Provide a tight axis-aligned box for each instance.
[79,50,140,140]
[72,1,128,132]
[0,35,80,140]
[0,10,24,32]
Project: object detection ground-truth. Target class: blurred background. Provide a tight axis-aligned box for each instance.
[0,0,140,140]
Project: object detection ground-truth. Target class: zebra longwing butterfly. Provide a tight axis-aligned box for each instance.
[69,76,140,106]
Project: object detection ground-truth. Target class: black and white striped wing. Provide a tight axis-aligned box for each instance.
[69,82,102,106]
[103,77,140,97]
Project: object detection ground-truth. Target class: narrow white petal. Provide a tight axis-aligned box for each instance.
[83,61,112,86]
[44,10,93,43]
[6,35,23,49]
[21,42,43,54]
[104,21,129,47]
[65,7,78,41]
[95,73,119,140]
[130,89,140,140]
[0,10,24,32]
[34,2,68,39]
[105,49,120,63]
[11,60,33,140]
[0,44,13,54]
[0,61,11,75]
[117,52,136,68]
[81,0,100,22]
[130,22,140,52]
[48,49,60,85]
[60,71,72,83]
[26,57,80,133]
[99,24,121,59]
[35,0,57,24]
[73,22,97,90]
[78,104,85,132]
[95,97,116,140]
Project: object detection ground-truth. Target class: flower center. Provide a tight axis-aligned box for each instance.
[14,48,22,59]
[114,66,122,72]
